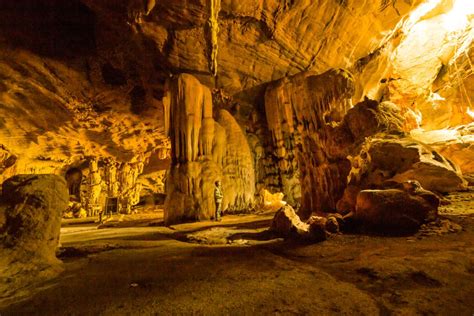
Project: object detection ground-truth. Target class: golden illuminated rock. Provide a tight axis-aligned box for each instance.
[265,69,355,218]
[165,74,255,224]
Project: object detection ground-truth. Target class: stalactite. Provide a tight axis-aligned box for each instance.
[208,0,220,76]
[162,87,171,137]
[144,0,156,16]
[169,74,210,162]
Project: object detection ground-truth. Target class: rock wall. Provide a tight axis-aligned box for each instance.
[265,69,355,218]
[164,74,254,225]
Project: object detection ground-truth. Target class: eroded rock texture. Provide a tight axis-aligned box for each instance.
[0,0,471,229]
[1,174,68,263]
[337,100,467,214]
[0,174,68,303]
[88,0,423,99]
[265,69,355,218]
[164,74,254,224]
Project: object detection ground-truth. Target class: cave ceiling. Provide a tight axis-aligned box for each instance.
[0,0,472,174]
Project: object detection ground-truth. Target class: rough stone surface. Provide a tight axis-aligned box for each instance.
[265,69,355,218]
[338,133,467,215]
[164,74,255,225]
[0,174,68,305]
[1,174,68,262]
[307,216,329,242]
[354,185,439,234]
[270,205,308,239]
[344,100,405,138]
[368,139,467,193]
[412,123,474,175]
[325,216,340,234]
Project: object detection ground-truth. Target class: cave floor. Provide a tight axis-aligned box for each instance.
[3,191,474,315]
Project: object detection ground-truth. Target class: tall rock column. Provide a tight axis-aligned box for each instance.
[164,74,255,225]
[265,69,355,219]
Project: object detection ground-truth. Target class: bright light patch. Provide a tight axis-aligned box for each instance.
[442,0,474,32]
[404,0,443,30]
[430,92,446,101]
[468,107,474,119]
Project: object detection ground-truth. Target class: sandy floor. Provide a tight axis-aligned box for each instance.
[2,193,474,315]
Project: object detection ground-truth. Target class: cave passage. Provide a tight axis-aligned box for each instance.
[0,0,473,314]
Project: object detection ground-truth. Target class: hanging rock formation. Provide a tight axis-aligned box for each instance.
[165,74,255,225]
[265,69,355,218]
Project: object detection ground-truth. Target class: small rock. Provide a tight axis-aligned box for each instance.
[270,205,309,238]
[307,216,328,241]
[325,216,340,233]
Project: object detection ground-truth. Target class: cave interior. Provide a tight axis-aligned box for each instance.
[0,0,474,314]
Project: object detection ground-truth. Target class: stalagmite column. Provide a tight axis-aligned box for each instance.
[165,74,255,225]
[85,158,103,217]
[168,73,214,162]
[104,158,119,197]
[217,110,255,212]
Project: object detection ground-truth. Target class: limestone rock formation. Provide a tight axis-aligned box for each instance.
[1,174,68,263]
[354,182,439,234]
[0,145,16,180]
[257,189,286,212]
[270,205,309,239]
[217,110,255,212]
[315,98,467,215]
[270,205,329,242]
[265,69,355,218]
[83,0,423,100]
[0,174,68,303]
[351,137,467,193]
[165,74,255,225]
[411,123,474,175]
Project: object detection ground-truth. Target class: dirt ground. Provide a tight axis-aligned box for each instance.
[2,190,474,315]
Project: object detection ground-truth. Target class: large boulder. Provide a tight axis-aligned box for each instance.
[343,100,405,139]
[368,138,467,193]
[354,182,439,234]
[1,174,69,261]
[338,136,467,214]
[0,174,68,307]
[411,123,474,175]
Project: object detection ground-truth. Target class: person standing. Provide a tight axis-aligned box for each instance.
[214,180,223,221]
